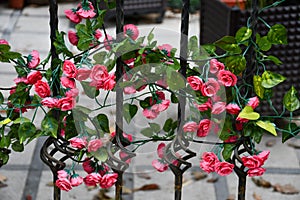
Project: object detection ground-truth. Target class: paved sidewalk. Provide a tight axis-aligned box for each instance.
[0,2,300,200]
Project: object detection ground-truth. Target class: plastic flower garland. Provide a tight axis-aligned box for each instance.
[0,0,298,193]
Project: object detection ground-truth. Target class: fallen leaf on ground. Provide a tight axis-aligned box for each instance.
[0,174,7,182]
[191,171,207,181]
[273,183,299,194]
[122,186,133,194]
[0,182,7,188]
[207,177,218,183]
[46,181,54,187]
[93,189,112,200]
[226,194,235,200]
[133,183,160,192]
[287,142,300,149]
[252,177,272,188]
[137,173,151,180]
[265,139,276,147]
[253,192,262,200]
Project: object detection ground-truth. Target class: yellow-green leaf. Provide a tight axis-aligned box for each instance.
[0,118,12,126]
[238,106,260,120]
[256,120,277,136]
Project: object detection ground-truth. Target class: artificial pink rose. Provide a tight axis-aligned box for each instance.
[226,103,240,115]
[194,99,212,112]
[27,50,40,69]
[58,96,75,111]
[69,137,87,149]
[183,121,198,133]
[201,78,220,97]
[149,91,166,105]
[76,1,96,19]
[41,97,59,108]
[247,96,260,109]
[66,88,79,98]
[199,152,219,173]
[27,71,42,84]
[0,39,9,45]
[211,102,226,114]
[70,174,83,187]
[142,108,159,119]
[76,68,91,81]
[197,119,212,137]
[152,159,169,172]
[90,64,108,82]
[63,60,78,78]
[158,44,172,56]
[187,76,203,91]
[157,99,170,112]
[124,86,136,94]
[64,9,82,23]
[100,173,118,189]
[88,139,103,152]
[247,167,266,177]
[257,150,270,164]
[98,164,110,176]
[104,34,113,51]
[123,24,139,40]
[102,73,116,90]
[82,159,95,174]
[83,173,102,187]
[123,133,133,142]
[215,161,234,176]
[209,59,225,74]
[57,170,69,179]
[34,80,51,98]
[68,30,78,46]
[217,70,237,87]
[14,77,28,84]
[157,143,166,159]
[61,77,76,89]
[94,29,102,40]
[236,116,249,123]
[56,178,72,191]
[242,155,263,169]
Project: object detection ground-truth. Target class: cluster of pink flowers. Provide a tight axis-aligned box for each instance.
[241,150,270,177]
[69,137,103,152]
[64,1,96,24]
[152,143,178,172]
[199,152,234,176]
[55,170,83,191]
[142,91,170,119]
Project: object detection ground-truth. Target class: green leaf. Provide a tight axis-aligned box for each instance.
[90,148,108,162]
[266,55,282,65]
[163,118,173,132]
[235,27,252,43]
[18,122,36,144]
[54,31,73,57]
[267,24,288,45]
[149,123,161,133]
[0,44,10,52]
[253,75,264,99]
[141,127,153,138]
[238,106,260,120]
[0,118,12,126]
[282,123,299,143]
[76,24,93,51]
[93,52,107,64]
[171,93,179,103]
[261,71,286,88]
[0,92,4,104]
[256,120,277,136]
[0,152,9,165]
[202,44,216,55]
[81,81,99,98]
[225,55,246,75]
[0,136,11,148]
[214,36,241,53]
[257,36,272,51]
[12,141,24,152]
[96,114,110,133]
[41,116,58,138]
[4,51,22,60]
[167,69,185,90]
[13,117,31,124]
[123,103,138,124]
[283,86,300,112]
[147,28,155,43]
[222,144,235,161]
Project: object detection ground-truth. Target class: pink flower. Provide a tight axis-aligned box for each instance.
[82,159,95,174]
[157,143,166,159]
[152,159,169,172]
[56,178,72,191]
[102,73,116,90]
[58,96,75,111]
[183,121,198,133]
[226,103,240,115]
[64,9,82,23]
[66,88,79,98]
[201,78,220,97]
[88,139,103,152]
[242,155,263,169]
[63,60,78,78]
[247,96,260,109]
[197,119,212,137]
[119,151,131,164]
[76,68,91,81]
[68,30,78,46]
[41,97,59,108]
[187,76,203,91]
[98,164,110,176]
[124,24,139,40]
[124,86,136,94]
[90,64,108,82]
[257,150,270,165]
[158,44,172,56]
[34,80,50,98]
[209,59,225,74]
[27,50,40,69]
[27,71,42,84]
[247,167,266,177]
[100,173,118,189]
[70,174,83,187]
[57,170,69,179]
[217,70,237,87]
[0,39,9,45]
[211,102,226,114]
[142,108,159,119]
[83,173,102,187]
[214,162,234,176]
[104,34,113,51]
[199,152,219,173]
[76,1,96,19]
[194,99,212,111]
[69,137,87,149]
[154,100,170,112]
[14,77,28,84]
[61,77,76,89]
